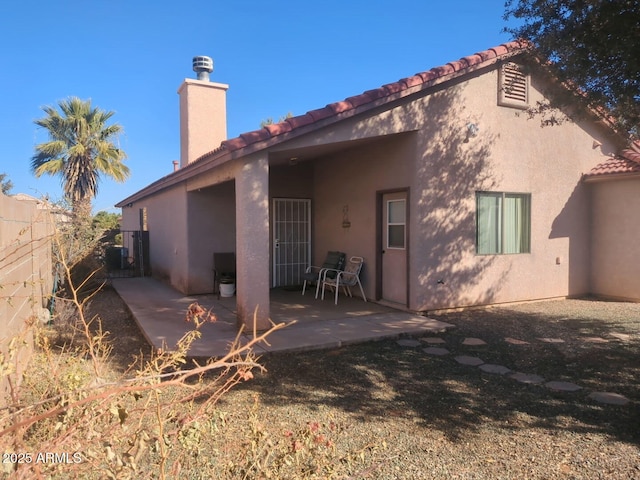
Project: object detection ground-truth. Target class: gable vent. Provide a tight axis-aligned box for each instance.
[498,62,528,109]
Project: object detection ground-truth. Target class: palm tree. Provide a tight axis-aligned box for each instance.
[32,97,129,222]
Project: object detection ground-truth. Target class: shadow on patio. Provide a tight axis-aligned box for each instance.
[111,277,454,358]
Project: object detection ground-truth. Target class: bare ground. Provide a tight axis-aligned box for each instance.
[88,288,640,479]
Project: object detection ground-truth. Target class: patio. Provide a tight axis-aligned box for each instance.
[111,277,455,358]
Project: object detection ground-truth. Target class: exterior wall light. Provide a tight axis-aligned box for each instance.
[342,205,351,228]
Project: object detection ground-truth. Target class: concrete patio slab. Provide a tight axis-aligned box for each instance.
[111,277,455,357]
[250,324,342,354]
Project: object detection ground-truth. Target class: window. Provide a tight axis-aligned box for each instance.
[387,199,406,249]
[498,62,529,109]
[476,192,531,254]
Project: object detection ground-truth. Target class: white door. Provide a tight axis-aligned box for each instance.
[272,198,311,287]
[382,192,407,304]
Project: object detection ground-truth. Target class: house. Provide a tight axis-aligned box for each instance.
[584,147,640,302]
[116,41,637,331]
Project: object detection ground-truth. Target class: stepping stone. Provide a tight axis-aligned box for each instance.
[421,337,446,344]
[423,347,450,356]
[538,337,565,344]
[479,364,510,375]
[581,337,609,344]
[545,381,582,392]
[588,392,630,406]
[610,332,632,342]
[462,337,487,346]
[397,339,421,347]
[510,372,545,384]
[455,355,484,366]
[505,337,529,345]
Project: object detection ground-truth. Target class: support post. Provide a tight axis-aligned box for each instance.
[234,155,271,331]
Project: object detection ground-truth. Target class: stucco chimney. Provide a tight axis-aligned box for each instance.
[178,56,229,167]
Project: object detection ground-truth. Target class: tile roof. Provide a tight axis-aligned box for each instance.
[198,40,527,161]
[116,40,530,207]
[585,148,640,179]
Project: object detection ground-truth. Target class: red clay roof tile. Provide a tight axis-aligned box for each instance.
[431,64,454,77]
[328,100,354,114]
[240,128,271,145]
[307,106,335,122]
[402,74,423,89]
[345,92,373,108]
[587,156,640,177]
[622,148,640,163]
[417,70,437,83]
[490,45,510,56]
[462,54,483,67]
[221,137,247,152]
[198,42,524,161]
[476,49,496,62]
[264,122,292,136]
[363,87,388,101]
[285,113,315,129]
[447,60,466,72]
[382,81,404,95]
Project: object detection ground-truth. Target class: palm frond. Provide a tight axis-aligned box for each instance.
[32,97,129,211]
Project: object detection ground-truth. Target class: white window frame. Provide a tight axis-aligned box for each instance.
[386,199,406,250]
[476,192,531,255]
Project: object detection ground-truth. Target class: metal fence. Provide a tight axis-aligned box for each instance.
[104,230,150,278]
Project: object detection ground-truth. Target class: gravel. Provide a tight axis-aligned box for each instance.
[91,289,640,479]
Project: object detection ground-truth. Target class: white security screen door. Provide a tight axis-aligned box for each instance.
[272,198,311,287]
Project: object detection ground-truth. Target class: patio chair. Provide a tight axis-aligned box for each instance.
[212,252,236,299]
[320,256,367,305]
[301,251,346,299]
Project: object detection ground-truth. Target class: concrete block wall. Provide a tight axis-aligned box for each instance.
[0,194,53,401]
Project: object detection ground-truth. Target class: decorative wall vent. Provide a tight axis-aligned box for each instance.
[498,62,528,109]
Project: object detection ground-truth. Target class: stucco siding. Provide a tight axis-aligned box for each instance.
[590,178,640,301]
[121,185,189,292]
[408,67,612,310]
[313,134,414,300]
[186,181,236,294]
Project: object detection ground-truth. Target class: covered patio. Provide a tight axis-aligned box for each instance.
[111,277,454,358]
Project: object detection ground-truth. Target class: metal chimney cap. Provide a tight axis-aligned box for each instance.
[193,56,214,81]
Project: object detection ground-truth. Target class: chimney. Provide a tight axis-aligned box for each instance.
[178,56,229,167]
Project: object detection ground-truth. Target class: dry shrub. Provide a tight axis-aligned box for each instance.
[0,225,379,479]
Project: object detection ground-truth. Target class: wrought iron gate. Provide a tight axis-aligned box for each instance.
[105,230,150,278]
[272,199,311,287]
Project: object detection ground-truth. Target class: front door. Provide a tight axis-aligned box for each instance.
[381,191,408,305]
[272,198,311,287]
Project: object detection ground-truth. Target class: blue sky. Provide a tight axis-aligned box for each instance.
[0,0,515,213]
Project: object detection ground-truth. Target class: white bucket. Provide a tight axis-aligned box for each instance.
[219,283,235,297]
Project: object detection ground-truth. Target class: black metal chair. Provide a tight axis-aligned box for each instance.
[301,251,346,298]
